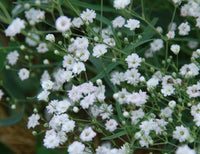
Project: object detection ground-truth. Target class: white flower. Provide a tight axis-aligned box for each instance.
[41,80,54,90]
[105,119,118,132]
[68,85,83,102]
[56,16,71,32]
[80,9,96,23]
[176,145,196,154]
[41,70,50,82]
[172,0,182,5]
[103,37,116,46]
[46,100,59,114]
[170,44,180,55]
[161,85,175,97]
[191,103,200,126]
[0,89,4,100]
[131,108,145,124]
[37,43,48,53]
[124,19,140,30]
[124,69,141,85]
[178,22,190,36]
[80,94,95,109]
[72,62,86,74]
[80,127,96,142]
[27,114,40,129]
[150,39,164,52]
[18,68,30,80]
[25,33,39,46]
[37,90,50,101]
[168,22,177,31]
[5,18,25,37]
[186,84,200,98]
[112,16,125,28]
[100,104,113,119]
[75,49,90,62]
[110,71,125,85]
[125,53,142,68]
[113,0,130,9]
[43,130,60,149]
[168,100,176,109]
[93,44,108,58]
[196,17,200,28]
[62,120,75,133]
[166,31,175,39]
[62,55,75,70]
[179,63,199,78]
[68,141,85,154]
[45,34,55,42]
[160,107,173,118]
[173,125,190,142]
[73,37,89,50]
[57,131,67,144]
[188,41,198,49]
[147,78,159,89]
[25,8,45,23]
[72,17,83,28]
[61,71,73,82]
[7,50,19,65]
[126,90,147,106]
[115,88,130,104]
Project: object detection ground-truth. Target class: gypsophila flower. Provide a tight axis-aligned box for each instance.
[166,31,175,39]
[43,130,60,149]
[124,69,141,85]
[68,141,85,154]
[25,8,45,23]
[170,44,180,55]
[72,17,83,28]
[72,62,86,74]
[45,34,55,42]
[56,16,71,32]
[41,80,54,90]
[176,145,196,154]
[18,68,30,80]
[150,39,164,52]
[178,22,190,36]
[27,114,40,129]
[113,0,130,9]
[125,53,142,68]
[173,125,190,142]
[37,43,48,53]
[160,107,173,118]
[131,108,145,124]
[125,19,140,30]
[7,50,19,65]
[80,9,96,23]
[5,18,25,37]
[80,127,96,142]
[0,89,4,101]
[112,16,125,28]
[105,119,118,132]
[179,63,199,78]
[25,33,39,46]
[37,90,50,101]
[93,44,108,58]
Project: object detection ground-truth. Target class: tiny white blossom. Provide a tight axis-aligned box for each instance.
[7,50,19,66]
[18,68,30,80]
[27,114,40,129]
[56,16,71,32]
[125,19,140,30]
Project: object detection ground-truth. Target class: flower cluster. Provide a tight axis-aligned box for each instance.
[1,0,200,153]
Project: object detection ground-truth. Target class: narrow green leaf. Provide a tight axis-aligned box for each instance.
[101,131,127,140]
[0,110,24,126]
